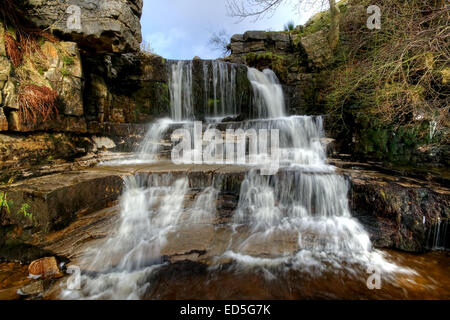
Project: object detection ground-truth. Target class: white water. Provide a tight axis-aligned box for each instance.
[209,60,238,118]
[213,68,412,277]
[62,175,218,299]
[74,64,414,300]
[248,68,286,118]
[427,218,449,250]
[169,61,193,121]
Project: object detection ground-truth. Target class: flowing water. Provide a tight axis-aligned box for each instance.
[66,62,448,300]
[247,67,286,118]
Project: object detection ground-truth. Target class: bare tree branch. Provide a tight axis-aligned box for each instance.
[209,30,231,57]
[226,0,340,50]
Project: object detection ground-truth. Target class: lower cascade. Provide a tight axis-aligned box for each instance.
[66,64,417,300]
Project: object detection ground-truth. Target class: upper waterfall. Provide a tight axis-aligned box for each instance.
[247,68,286,119]
[168,60,242,122]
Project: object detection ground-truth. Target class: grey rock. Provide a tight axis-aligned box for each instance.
[268,32,290,42]
[244,41,266,52]
[21,0,143,53]
[231,34,244,42]
[243,31,267,41]
[230,42,246,55]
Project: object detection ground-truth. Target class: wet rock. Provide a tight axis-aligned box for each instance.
[0,287,20,300]
[344,167,450,252]
[20,0,143,53]
[0,132,93,178]
[28,257,62,279]
[6,112,87,133]
[18,280,44,296]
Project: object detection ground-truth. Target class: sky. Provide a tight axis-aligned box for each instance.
[140,0,320,60]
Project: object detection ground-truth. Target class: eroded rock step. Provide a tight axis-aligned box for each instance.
[1,161,449,268]
[0,162,250,237]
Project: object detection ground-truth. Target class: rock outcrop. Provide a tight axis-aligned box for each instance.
[226,30,322,114]
[19,0,143,53]
[28,256,62,279]
[84,53,170,125]
[299,30,333,69]
[0,22,15,130]
[334,161,450,252]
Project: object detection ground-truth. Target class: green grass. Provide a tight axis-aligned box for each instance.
[62,55,75,66]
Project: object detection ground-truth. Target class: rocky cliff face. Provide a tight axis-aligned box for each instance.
[226,29,330,115]
[0,1,146,183]
[18,0,143,54]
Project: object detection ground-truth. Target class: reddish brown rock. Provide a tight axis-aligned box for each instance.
[28,257,62,279]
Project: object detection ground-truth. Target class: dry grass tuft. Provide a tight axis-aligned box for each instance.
[18,85,59,124]
[4,32,22,67]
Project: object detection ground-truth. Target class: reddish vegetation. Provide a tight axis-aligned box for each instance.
[18,85,59,124]
[4,32,22,68]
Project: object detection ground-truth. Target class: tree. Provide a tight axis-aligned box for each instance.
[226,0,341,50]
[209,30,232,57]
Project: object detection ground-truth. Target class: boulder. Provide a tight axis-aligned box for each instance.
[300,30,333,68]
[20,0,143,53]
[92,136,116,150]
[28,257,62,279]
[243,31,268,41]
[230,34,244,42]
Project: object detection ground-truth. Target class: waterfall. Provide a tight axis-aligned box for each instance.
[80,63,414,300]
[169,61,193,121]
[427,218,449,250]
[247,68,286,118]
[138,118,172,160]
[219,69,411,277]
[62,174,218,299]
[170,60,239,121]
